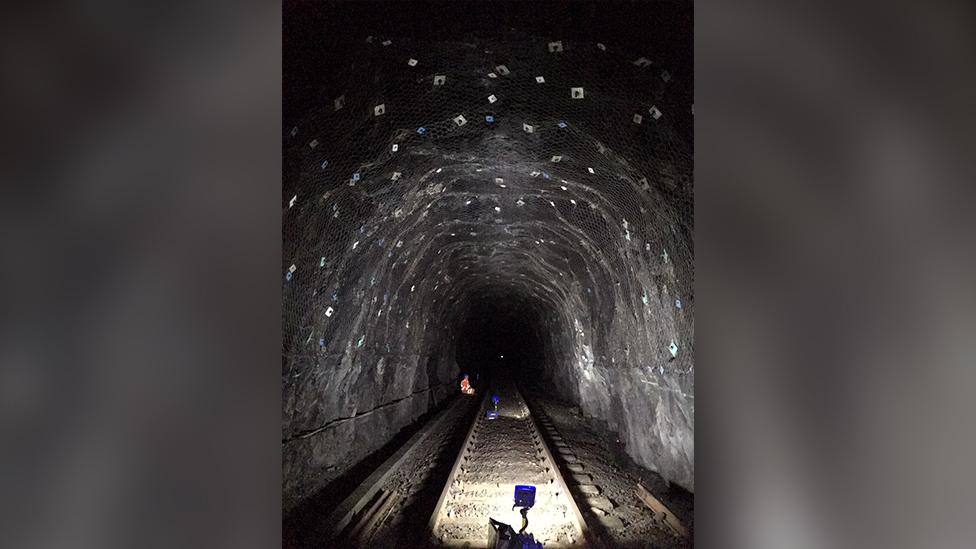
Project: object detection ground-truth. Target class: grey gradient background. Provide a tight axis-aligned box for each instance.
[698,0,976,546]
[1,0,974,547]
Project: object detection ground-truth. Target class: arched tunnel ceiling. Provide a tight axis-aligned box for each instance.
[282,35,693,511]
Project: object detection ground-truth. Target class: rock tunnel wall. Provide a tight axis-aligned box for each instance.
[282,36,693,512]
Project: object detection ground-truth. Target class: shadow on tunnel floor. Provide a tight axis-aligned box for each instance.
[519,379,694,548]
[283,393,465,549]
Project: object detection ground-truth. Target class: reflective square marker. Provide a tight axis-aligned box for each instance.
[407,58,418,66]
[535,76,545,83]
[571,87,584,99]
[433,74,446,85]
[374,104,386,116]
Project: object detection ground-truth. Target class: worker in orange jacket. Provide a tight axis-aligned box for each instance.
[460,374,475,395]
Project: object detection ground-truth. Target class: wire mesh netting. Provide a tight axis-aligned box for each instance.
[282,34,693,508]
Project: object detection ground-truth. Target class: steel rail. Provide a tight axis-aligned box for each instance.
[427,387,590,548]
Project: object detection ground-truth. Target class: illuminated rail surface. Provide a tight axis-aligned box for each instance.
[427,380,589,548]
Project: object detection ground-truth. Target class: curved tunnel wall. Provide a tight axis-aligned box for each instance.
[282,36,693,511]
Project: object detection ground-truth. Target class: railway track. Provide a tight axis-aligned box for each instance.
[427,380,590,548]
[321,395,478,547]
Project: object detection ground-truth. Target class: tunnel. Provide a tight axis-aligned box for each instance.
[454,293,548,386]
[283,3,693,546]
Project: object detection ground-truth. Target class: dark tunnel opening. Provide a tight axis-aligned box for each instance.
[454,290,551,389]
